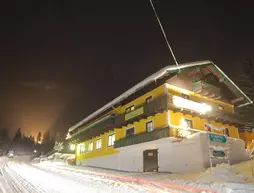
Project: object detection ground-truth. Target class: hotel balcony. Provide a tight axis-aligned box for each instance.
[114,126,169,148]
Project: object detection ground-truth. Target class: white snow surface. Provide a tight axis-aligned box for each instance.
[0,156,253,193]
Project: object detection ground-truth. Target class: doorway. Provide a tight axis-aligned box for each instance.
[143,149,158,172]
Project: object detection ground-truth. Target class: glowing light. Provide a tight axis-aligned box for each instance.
[34,150,37,153]
[173,95,212,114]
[70,144,76,151]
[178,118,191,137]
[37,141,42,144]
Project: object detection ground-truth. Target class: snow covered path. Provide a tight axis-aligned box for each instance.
[0,157,206,193]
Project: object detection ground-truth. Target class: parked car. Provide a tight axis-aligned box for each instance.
[7,150,14,158]
[40,155,47,162]
[31,157,40,164]
[66,156,75,165]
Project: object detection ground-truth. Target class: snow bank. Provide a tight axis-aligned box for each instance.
[197,163,246,184]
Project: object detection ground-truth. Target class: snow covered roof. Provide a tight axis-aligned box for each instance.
[67,60,252,135]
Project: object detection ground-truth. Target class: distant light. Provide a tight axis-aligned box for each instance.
[173,96,212,114]
[34,150,37,153]
[37,141,42,144]
[70,144,75,151]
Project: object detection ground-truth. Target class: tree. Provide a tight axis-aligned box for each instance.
[43,130,50,143]
[29,135,35,144]
[0,129,8,141]
[36,132,42,143]
[13,128,22,141]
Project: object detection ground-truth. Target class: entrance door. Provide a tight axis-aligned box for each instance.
[143,149,158,172]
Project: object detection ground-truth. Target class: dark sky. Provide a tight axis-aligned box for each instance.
[0,0,253,138]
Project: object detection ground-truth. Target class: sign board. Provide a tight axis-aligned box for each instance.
[209,133,227,144]
[212,150,226,157]
[207,131,230,172]
[125,107,144,121]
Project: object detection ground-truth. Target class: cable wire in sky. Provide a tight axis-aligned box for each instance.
[149,0,179,66]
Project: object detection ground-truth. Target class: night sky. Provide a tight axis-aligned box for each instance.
[0,1,253,138]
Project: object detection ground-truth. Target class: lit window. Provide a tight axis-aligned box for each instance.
[125,105,135,113]
[88,141,93,152]
[108,134,115,147]
[224,128,229,137]
[146,96,153,104]
[181,93,190,100]
[146,121,153,132]
[126,127,134,137]
[205,124,211,132]
[96,138,102,150]
[172,95,212,114]
[218,105,224,110]
[185,119,193,128]
[79,144,85,154]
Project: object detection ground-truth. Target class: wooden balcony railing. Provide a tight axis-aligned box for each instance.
[114,126,169,148]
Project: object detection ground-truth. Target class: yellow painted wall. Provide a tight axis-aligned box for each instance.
[76,111,168,160]
[239,131,254,148]
[76,84,168,161]
[116,111,168,140]
[169,110,239,138]
[76,130,119,161]
[115,84,166,115]
[166,84,234,113]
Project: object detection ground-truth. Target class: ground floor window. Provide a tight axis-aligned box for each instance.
[108,133,115,147]
[126,127,135,137]
[224,128,230,137]
[96,138,102,150]
[88,141,93,152]
[79,144,85,154]
[146,121,154,132]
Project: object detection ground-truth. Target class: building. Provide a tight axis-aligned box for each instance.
[66,60,253,173]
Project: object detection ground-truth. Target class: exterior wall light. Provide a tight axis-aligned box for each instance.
[70,144,76,151]
[173,95,212,114]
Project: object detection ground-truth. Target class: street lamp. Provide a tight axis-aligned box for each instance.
[70,144,75,151]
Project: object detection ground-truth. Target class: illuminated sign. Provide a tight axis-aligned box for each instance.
[125,107,144,121]
[172,95,212,114]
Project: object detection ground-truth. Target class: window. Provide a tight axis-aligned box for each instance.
[125,127,134,137]
[108,133,115,147]
[125,105,135,113]
[146,121,153,132]
[146,96,153,104]
[218,105,224,110]
[224,128,229,137]
[79,144,85,154]
[185,119,193,129]
[181,93,190,100]
[88,141,93,152]
[205,124,211,132]
[96,138,102,150]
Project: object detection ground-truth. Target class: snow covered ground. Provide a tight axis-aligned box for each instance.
[0,156,253,193]
[0,156,206,193]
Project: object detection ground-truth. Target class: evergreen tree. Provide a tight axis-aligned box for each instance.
[29,135,35,144]
[0,129,8,141]
[13,128,22,141]
[36,132,42,142]
[43,130,50,142]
